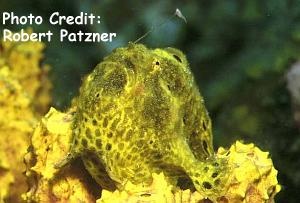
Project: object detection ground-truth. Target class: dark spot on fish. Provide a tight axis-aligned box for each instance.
[203,181,212,189]
[81,139,88,148]
[95,129,100,137]
[115,152,120,160]
[96,139,102,148]
[153,152,162,160]
[125,129,133,140]
[86,128,92,139]
[213,162,219,167]
[92,119,98,126]
[214,179,220,186]
[107,132,113,138]
[106,143,112,151]
[211,172,218,178]
[103,117,108,128]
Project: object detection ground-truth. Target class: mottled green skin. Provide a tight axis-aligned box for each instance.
[69,43,228,198]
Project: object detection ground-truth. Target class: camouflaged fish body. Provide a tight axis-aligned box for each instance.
[66,43,228,198]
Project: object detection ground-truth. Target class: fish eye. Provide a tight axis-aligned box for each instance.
[173,54,182,63]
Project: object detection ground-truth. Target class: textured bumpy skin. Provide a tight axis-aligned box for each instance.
[66,43,229,198]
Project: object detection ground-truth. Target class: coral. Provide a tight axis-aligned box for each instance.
[0,148,15,202]
[0,28,52,115]
[98,173,202,203]
[0,67,37,202]
[216,141,281,202]
[0,30,52,202]
[23,108,97,202]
